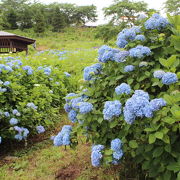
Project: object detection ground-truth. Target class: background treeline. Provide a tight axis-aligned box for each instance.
[0,0,97,33]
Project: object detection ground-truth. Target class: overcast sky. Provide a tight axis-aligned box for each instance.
[39,0,167,25]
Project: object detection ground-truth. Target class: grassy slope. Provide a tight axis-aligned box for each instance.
[0,29,121,179]
[0,114,120,180]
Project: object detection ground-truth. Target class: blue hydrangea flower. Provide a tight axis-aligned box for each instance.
[64,103,72,113]
[134,35,146,41]
[124,65,135,72]
[150,98,166,111]
[115,83,131,95]
[111,138,122,152]
[153,70,165,79]
[53,125,72,146]
[123,108,136,124]
[3,81,10,86]
[78,102,93,114]
[133,90,150,100]
[26,102,38,109]
[4,112,10,117]
[116,26,141,48]
[65,93,77,103]
[103,100,122,121]
[64,72,71,77]
[9,118,18,125]
[14,126,29,140]
[70,97,83,110]
[98,45,120,63]
[36,125,45,133]
[129,45,151,58]
[62,133,71,145]
[0,87,7,92]
[0,136,2,144]
[113,150,123,161]
[145,13,169,30]
[12,109,21,116]
[139,61,148,67]
[68,110,77,123]
[114,51,129,63]
[162,72,178,85]
[44,67,51,75]
[91,145,104,167]
[84,63,102,80]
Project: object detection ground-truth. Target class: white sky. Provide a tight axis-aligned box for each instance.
[39,0,167,25]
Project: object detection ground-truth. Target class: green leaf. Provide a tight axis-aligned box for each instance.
[149,134,156,144]
[163,117,175,124]
[97,117,103,124]
[104,149,113,156]
[167,162,180,172]
[129,140,138,148]
[110,120,118,128]
[155,132,163,139]
[153,147,164,157]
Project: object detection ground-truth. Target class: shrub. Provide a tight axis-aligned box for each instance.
[65,14,180,179]
[0,56,71,143]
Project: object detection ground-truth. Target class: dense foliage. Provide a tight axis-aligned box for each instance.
[64,14,180,179]
[0,56,72,142]
[0,0,97,32]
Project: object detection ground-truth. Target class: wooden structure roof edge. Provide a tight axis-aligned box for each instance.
[0,31,36,44]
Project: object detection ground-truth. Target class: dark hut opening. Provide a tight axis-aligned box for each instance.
[0,31,36,55]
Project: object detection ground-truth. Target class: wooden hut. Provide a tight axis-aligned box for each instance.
[0,31,36,55]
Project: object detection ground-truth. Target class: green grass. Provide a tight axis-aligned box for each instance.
[0,113,120,180]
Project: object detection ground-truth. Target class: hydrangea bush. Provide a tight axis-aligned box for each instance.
[64,14,180,179]
[0,57,72,143]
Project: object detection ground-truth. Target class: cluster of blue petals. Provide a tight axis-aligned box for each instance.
[14,126,29,140]
[144,13,169,30]
[129,45,151,58]
[161,72,178,85]
[53,125,72,146]
[111,138,123,165]
[23,66,33,75]
[124,90,166,124]
[78,102,93,114]
[9,118,18,125]
[91,145,104,167]
[115,83,131,95]
[124,65,135,72]
[153,70,165,79]
[26,102,38,109]
[84,63,102,81]
[103,100,122,121]
[64,72,71,77]
[116,26,141,48]
[36,125,45,134]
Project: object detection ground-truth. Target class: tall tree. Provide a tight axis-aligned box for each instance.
[164,0,180,15]
[72,5,97,25]
[104,0,149,25]
[34,10,46,34]
[51,7,66,32]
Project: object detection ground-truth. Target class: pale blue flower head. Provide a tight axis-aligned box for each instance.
[162,72,178,85]
[115,83,131,95]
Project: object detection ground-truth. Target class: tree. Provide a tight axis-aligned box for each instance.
[34,10,46,34]
[103,0,149,25]
[19,6,33,29]
[4,8,18,29]
[72,5,97,25]
[164,0,180,15]
[51,7,66,32]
